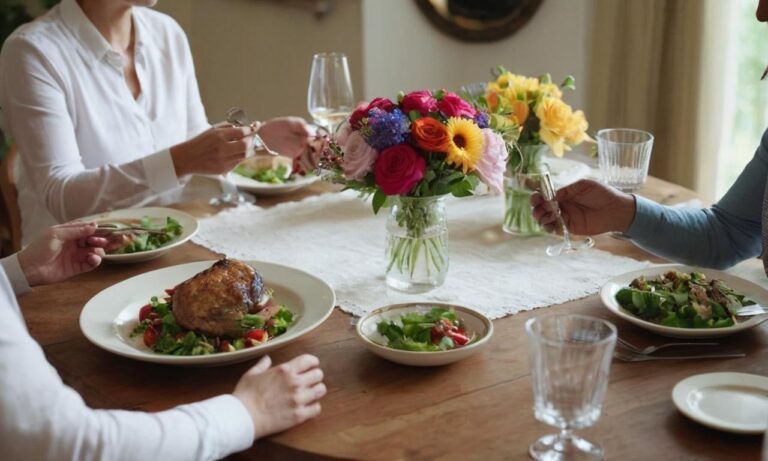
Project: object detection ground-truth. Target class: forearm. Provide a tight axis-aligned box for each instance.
[627,196,761,269]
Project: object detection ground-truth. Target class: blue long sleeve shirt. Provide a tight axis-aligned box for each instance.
[626,129,768,270]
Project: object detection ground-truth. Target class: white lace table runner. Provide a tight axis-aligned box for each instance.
[192,192,649,319]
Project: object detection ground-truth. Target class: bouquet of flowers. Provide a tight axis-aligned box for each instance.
[321,89,513,290]
[473,67,591,235]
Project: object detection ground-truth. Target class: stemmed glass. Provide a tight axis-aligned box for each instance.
[526,314,618,460]
[307,52,355,135]
[539,171,594,256]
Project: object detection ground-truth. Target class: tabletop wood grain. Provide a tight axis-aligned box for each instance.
[17,178,767,461]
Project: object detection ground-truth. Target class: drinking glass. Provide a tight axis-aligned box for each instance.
[307,52,355,135]
[526,314,617,460]
[539,171,594,256]
[597,128,654,193]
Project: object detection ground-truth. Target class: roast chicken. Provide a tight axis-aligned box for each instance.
[172,259,265,337]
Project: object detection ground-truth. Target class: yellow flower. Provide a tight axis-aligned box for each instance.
[535,97,574,157]
[445,117,484,173]
[539,83,563,99]
[564,110,591,145]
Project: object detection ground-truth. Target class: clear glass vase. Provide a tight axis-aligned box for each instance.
[503,144,549,236]
[385,196,448,293]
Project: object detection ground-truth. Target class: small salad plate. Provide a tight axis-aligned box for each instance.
[228,172,320,196]
[600,264,768,339]
[672,372,768,434]
[356,302,493,367]
[80,260,336,366]
[81,207,198,264]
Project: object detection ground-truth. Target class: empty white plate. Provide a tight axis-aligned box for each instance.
[672,372,768,434]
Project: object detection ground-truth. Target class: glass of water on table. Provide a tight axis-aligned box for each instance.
[526,314,618,461]
[597,128,654,237]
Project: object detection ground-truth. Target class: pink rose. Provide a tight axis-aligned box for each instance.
[349,97,396,129]
[340,131,378,181]
[475,129,509,194]
[373,144,426,195]
[437,92,476,118]
[335,121,353,146]
[400,90,438,116]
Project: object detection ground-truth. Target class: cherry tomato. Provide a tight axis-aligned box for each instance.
[138,304,152,322]
[143,327,160,347]
[245,329,267,343]
[445,329,470,346]
[219,340,233,353]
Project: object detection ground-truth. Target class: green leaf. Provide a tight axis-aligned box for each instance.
[433,89,445,100]
[372,189,387,214]
[240,314,265,329]
[409,110,422,122]
[560,75,576,90]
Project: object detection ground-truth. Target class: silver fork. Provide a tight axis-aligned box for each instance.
[613,349,745,362]
[616,337,719,355]
[225,107,279,156]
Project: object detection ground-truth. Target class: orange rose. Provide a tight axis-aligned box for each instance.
[411,117,450,152]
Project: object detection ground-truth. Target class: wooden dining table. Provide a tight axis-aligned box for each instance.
[17,176,767,461]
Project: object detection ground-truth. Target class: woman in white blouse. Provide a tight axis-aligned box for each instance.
[0,222,326,460]
[0,0,310,243]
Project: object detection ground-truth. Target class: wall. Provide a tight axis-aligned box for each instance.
[156,0,592,122]
[361,0,592,111]
[155,0,364,123]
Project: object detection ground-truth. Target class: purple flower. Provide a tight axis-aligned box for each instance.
[363,108,410,151]
[474,111,490,129]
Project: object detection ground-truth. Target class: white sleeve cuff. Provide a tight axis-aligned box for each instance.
[179,394,254,459]
[0,254,32,296]
[141,149,181,193]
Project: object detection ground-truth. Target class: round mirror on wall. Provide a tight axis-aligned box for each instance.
[414,0,544,42]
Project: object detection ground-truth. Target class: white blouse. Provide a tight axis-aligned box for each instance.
[0,0,210,244]
[0,255,255,460]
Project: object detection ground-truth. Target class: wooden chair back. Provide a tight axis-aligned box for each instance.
[0,145,21,255]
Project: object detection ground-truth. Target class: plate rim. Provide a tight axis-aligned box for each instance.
[599,264,768,337]
[228,171,320,193]
[671,371,768,434]
[80,206,200,262]
[79,259,336,365]
[355,301,494,356]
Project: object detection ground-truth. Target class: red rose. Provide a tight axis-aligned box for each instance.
[349,97,396,129]
[373,144,426,195]
[400,90,439,116]
[437,92,477,118]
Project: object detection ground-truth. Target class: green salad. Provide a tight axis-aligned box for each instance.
[234,164,292,184]
[375,307,474,352]
[130,289,295,356]
[615,270,754,329]
[106,216,183,254]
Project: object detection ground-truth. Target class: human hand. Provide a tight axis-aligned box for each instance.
[530,179,636,235]
[17,222,108,287]
[257,117,311,159]
[170,125,255,177]
[233,354,326,439]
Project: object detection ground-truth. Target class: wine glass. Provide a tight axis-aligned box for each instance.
[526,314,617,461]
[307,52,355,135]
[539,171,594,256]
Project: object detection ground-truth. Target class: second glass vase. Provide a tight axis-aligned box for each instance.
[503,144,549,236]
[385,196,448,293]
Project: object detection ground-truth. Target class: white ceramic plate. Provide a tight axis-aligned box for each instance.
[228,172,320,196]
[600,264,768,339]
[542,156,591,188]
[672,372,768,434]
[80,260,336,366]
[356,302,493,366]
[81,207,199,264]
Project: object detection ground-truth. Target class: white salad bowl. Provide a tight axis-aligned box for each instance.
[356,302,493,366]
[600,264,768,339]
[80,260,336,366]
[80,206,199,264]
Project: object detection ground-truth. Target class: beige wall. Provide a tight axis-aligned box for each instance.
[155,0,364,123]
[362,0,592,112]
[156,0,592,122]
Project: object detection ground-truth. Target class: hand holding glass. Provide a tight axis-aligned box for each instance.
[526,314,617,460]
[540,171,594,256]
